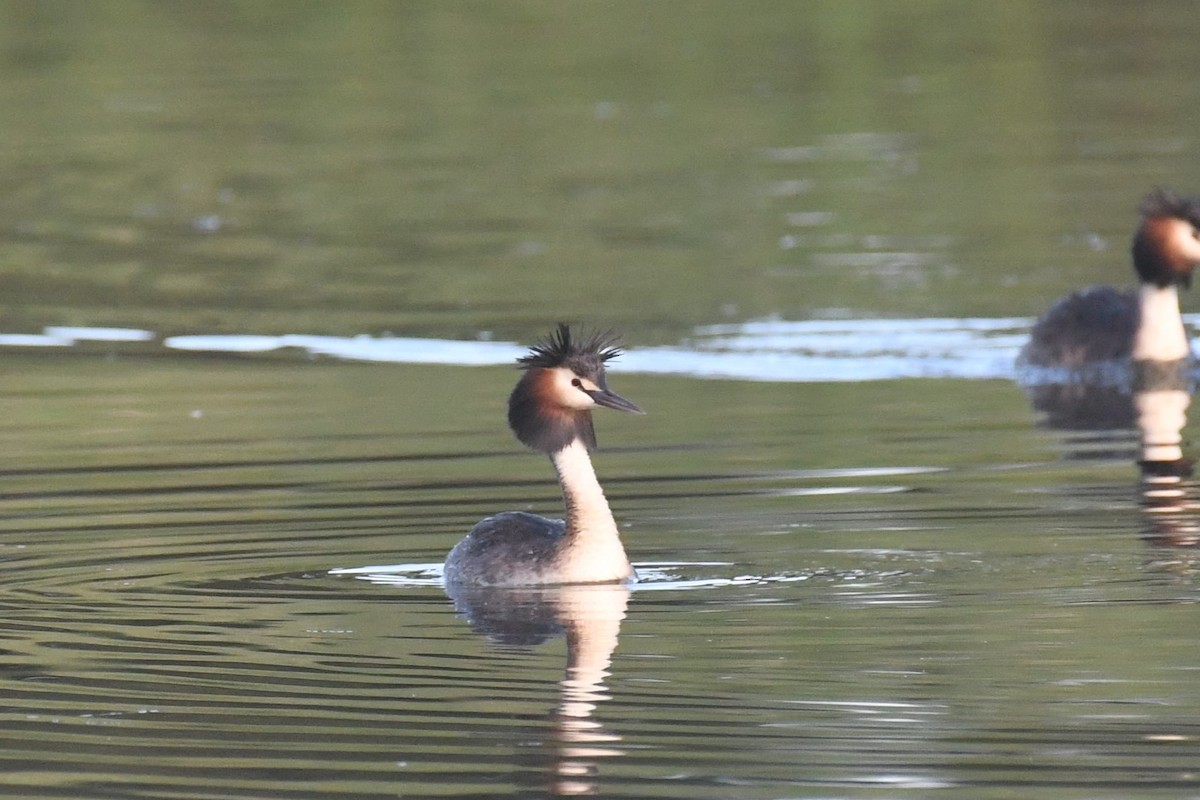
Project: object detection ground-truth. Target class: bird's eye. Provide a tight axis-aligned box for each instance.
[571,377,583,388]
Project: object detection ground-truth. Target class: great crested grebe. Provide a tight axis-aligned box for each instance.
[1018,189,1200,370]
[443,324,644,587]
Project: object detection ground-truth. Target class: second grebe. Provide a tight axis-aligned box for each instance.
[443,324,644,587]
[1018,189,1200,370]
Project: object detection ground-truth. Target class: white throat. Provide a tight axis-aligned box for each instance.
[548,439,634,583]
[1132,284,1191,362]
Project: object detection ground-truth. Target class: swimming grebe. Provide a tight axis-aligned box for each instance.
[1018,189,1200,370]
[443,324,644,587]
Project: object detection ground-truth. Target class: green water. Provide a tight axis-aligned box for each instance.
[4,1,1199,340]
[0,3,1199,798]
[1,355,1196,798]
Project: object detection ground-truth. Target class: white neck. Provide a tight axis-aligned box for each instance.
[1133,285,1191,361]
[548,439,634,583]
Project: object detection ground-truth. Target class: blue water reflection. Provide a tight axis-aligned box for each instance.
[0,318,1037,381]
[11,317,1200,385]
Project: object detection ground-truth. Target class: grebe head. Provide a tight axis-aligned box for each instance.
[508,324,644,454]
[1132,188,1200,288]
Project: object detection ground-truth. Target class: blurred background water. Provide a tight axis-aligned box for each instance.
[1,2,1200,798]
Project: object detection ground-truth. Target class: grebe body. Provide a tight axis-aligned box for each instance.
[1018,189,1200,370]
[444,325,643,587]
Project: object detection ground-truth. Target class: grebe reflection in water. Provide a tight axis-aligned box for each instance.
[1135,361,1200,548]
[444,324,644,587]
[445,581,630,795]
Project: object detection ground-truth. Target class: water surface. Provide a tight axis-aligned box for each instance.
[1,353,1197,798]
[2,3,1200,798]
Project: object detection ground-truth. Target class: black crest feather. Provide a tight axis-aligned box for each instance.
[507,324,624,454]
[516,323,623,376]
[1140,188,1200,226]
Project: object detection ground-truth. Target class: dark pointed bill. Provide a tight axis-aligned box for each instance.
[586,388,645,414]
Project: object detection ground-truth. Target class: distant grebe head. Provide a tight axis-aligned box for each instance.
[508,324,644,454]
[1133,188,1200,289]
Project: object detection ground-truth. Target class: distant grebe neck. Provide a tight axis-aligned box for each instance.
[1133,284,1190,362]
[549,439,633,581]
